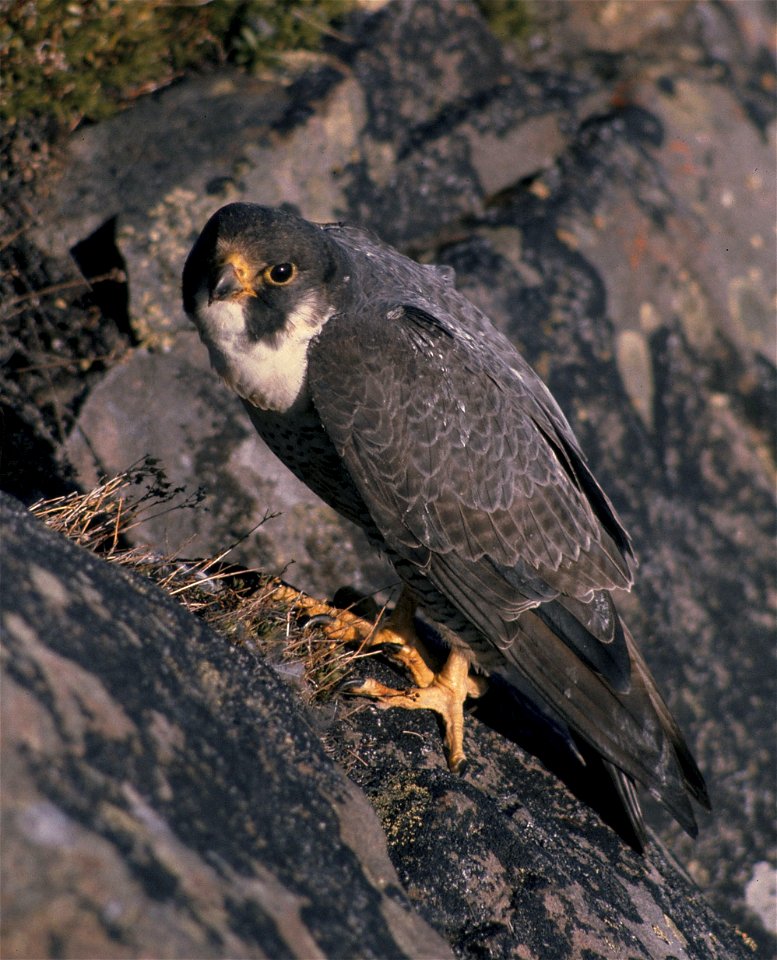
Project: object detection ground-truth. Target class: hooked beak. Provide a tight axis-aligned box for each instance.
[209,253,257,304]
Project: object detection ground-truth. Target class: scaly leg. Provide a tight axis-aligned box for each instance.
[269,580,487,772]
[343,644,481,773]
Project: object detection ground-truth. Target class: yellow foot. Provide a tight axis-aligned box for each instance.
[268,581,382,645]
[340,645,486,774]
[269,580,488,773]
[269,580,431,670]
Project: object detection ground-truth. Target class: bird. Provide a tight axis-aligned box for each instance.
[182,202,710,848]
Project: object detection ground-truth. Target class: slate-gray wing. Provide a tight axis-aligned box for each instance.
[308,302,709,835]
[309,305,631,591]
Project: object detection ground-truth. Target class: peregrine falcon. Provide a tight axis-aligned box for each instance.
[182,203,710,845]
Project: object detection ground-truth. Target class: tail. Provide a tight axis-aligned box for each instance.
[496,603,710,843]
[623,622,711,824]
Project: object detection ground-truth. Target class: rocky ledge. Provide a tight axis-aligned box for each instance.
[1,0,774,955]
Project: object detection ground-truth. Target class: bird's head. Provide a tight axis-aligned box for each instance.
[183,203,341,343]
[182,203,342,410]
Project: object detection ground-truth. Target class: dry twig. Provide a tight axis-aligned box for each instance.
[30,459,381,700]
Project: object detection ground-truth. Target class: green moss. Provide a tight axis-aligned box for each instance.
[228,0,350,69]
[0,0,351,127]
[372,776,433,848]
[475,0,532,41]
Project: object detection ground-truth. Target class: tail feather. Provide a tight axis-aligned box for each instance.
[624,624,711,812]
[493,604,709,840]
[603,759,648,852]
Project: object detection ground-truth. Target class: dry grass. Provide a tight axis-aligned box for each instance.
[30,458,384,700]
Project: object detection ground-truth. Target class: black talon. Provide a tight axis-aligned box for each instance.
[377,641,404,656]
[449,756,469,777]
[302,613,337,629]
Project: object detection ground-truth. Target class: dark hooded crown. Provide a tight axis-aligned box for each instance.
[182,203,342,329]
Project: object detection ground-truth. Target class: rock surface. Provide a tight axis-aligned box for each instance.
[0,494,755,959]
[2,0,775,954]
[0,493,453,960]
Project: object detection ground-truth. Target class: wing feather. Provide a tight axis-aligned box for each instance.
[309,304,633,593]
[307,300,706,830]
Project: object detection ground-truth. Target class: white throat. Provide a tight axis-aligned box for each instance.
[194,289,333,412]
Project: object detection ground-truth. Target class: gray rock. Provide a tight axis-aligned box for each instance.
[0,492,452,960]
[32,68,368,344]
[0,495,754,959]
[64,332,392,600]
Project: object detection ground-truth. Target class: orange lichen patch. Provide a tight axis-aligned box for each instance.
[628,228,649,271]
[665,138,700,177]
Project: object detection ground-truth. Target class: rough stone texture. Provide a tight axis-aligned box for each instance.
[0,493,453,960]
[0,495,755,960]
[326,692,755,960]
[3,0,775,954]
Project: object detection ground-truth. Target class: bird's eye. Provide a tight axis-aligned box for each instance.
[264,262,297,285]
